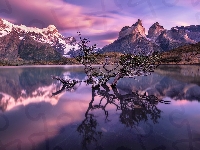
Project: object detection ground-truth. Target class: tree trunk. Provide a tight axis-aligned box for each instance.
[112,73,122,86]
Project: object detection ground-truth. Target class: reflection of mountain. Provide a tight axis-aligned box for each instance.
[0,66,82,112]
[116,65,200,101]
[155,65,200,85]
[1,65,200,149]
[1,65,200,112]
[0,85,62,112]
[0,67,62,98]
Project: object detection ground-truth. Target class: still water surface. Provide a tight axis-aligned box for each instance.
[0,65,200,150]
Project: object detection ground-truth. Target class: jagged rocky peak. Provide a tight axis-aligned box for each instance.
[147,22,165,40]
[177,25,200,32]
[170,27,185,40]
[103,19,200,54]
[118,19,146,39]
[133,19,145,37]
[41,24,59,35]
[132,19,143,26]
[120,26,130,32]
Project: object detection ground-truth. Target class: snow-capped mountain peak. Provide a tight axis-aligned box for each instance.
[0,18,79,56]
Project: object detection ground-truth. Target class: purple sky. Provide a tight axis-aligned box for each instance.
[0,0,200,48]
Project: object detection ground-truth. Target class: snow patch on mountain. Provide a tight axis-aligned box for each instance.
[0,18,79,56]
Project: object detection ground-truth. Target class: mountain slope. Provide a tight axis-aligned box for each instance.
[160,42,200,64]
[19,35,62,61]
[0,29,21,60]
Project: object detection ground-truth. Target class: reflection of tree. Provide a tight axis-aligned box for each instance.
[84,84,165,126]
[51,76,80,96]
[77,114,102,150]
[53,83,169,149]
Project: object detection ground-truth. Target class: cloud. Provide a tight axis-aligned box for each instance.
[175,0,200,8]
[0,0,106,31]
[84,31,119,47]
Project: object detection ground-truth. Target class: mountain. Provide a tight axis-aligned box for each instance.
[102,19,199,54]
[102,19,162,55]
[0,67,65,111]
[0,18,79,60]
[160,42,200,64]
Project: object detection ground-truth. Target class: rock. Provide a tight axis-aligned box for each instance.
[118,19,146,39]
[147,22,164,40]
[103,19,161,55]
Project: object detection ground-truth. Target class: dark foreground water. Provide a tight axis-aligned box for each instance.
[0,65,200,150]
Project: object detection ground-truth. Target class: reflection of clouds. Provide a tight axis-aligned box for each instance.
[172,99,190,106]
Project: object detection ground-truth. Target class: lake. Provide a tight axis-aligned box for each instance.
[0,65,200,150]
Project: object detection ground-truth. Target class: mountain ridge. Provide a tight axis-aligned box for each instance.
[102,19,200,54]
[0,18,78,57]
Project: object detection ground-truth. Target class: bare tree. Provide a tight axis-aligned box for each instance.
[52,33,161,88]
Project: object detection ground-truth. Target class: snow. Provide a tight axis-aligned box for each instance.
[0,30,8,36]
[0,19,79,56]
[64,44,79,54]
[19,37,24,40]
[47,25,57,31]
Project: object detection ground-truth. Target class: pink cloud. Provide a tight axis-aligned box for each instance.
[0,0,107,31]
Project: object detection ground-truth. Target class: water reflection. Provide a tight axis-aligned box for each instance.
[1,65,200,113]
[155,65,200,86]
[0,66,86,112]
[52,83,169,149]
[118,69,200,101]
[0,65,200,149]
